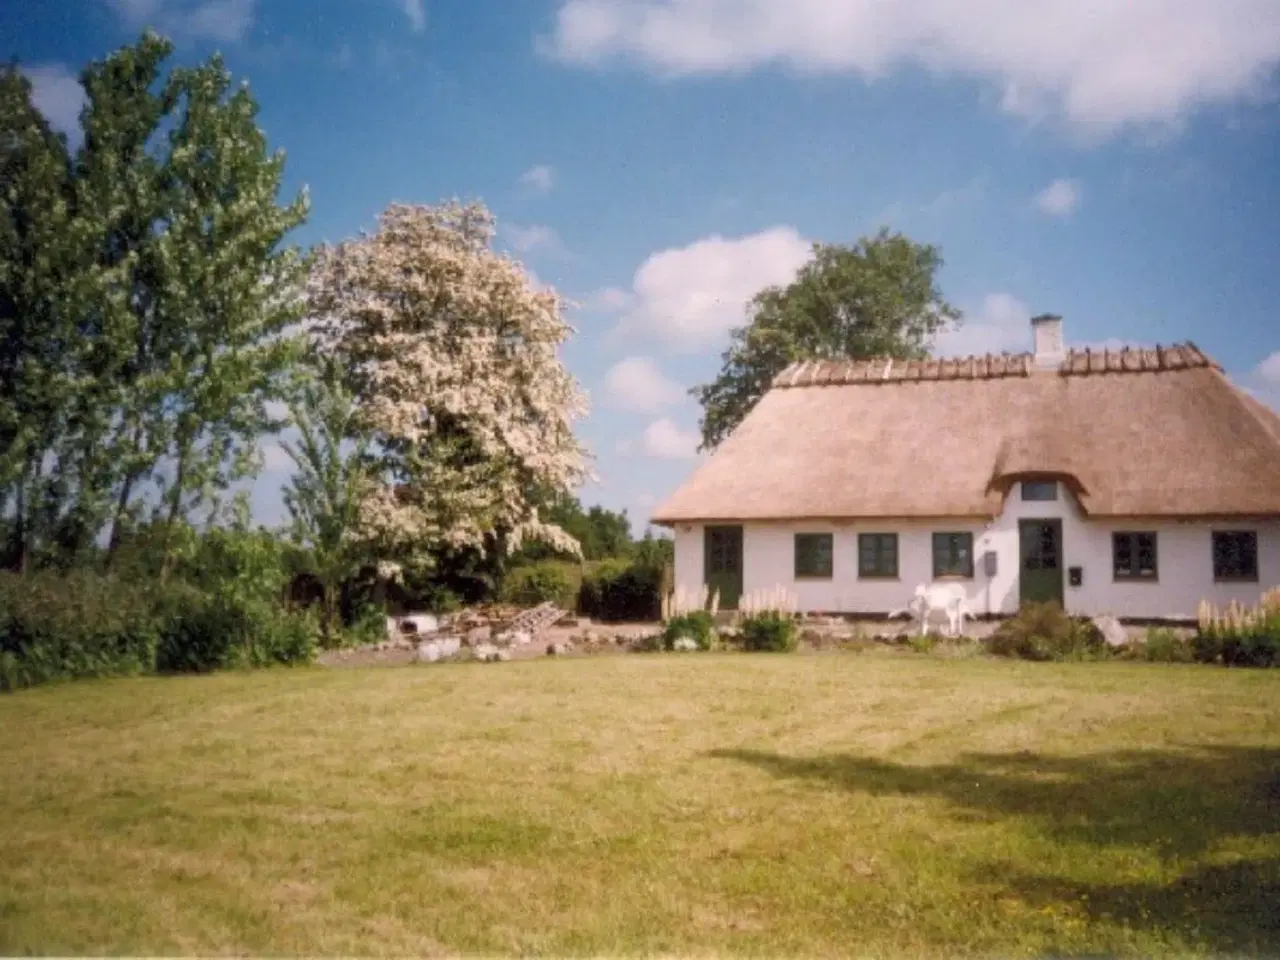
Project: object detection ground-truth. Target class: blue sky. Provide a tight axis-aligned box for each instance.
[9,0,1280,534]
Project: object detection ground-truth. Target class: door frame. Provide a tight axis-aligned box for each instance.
[1017,517,1065,608]
[703,524,744,611]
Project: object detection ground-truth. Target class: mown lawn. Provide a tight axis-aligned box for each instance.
[1,654,1278,957]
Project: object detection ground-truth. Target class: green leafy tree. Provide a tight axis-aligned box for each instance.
[1,33,308,571]
[0,65,77,572]
[144,49,309,576]
[50,33,178,563]
[280,364,375,641]
[691,229,962,450]
[511,490,633,563]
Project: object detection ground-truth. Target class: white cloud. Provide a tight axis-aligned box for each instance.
[401,0,426,32]
[22,65,86,143]
[582,286,633,313]
[932,292,1030,358]
[935,297,1149,359]
[503,223,566,256]
[603,357,685,412]
[920,176,987,216]
[546,0,1280,136]
[1035,178,1082,217]
[108,0,256,42]
[519,164,555,193]
[613,226,813,351]
[1077,337,1140,353]
[638,418,701,459]
[1256,351,1280,385]
[1241,351,1280,413]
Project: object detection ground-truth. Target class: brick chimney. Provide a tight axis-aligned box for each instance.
[1031,313,1065,369]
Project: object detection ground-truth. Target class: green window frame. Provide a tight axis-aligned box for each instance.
[932,532,974,579]
[857,533,898,579]
[794,533,834,579]
[1212,530,1258,582]
[1112,531,1158,581]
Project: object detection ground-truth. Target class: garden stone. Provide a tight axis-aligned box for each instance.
[546,642,573,656]
[1092,615,1129,648]
[495,649,512,662]
[474,643,499,662]
[508,630,532,646]
[672,637,699,652]
[466,625,491,645]
[415,641,442,663]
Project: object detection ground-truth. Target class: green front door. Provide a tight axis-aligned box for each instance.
[704,525,743,611]
[1019,518,1065,607]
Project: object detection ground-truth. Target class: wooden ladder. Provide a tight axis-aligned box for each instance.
[500,601,566,641]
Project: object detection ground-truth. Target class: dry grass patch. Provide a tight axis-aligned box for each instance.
[1,655,1278,956]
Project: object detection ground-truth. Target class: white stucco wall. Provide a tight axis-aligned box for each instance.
[670,483,1280,620]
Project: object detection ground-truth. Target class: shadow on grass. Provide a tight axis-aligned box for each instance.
[708,746,1280,953]
[993,857,1280,956]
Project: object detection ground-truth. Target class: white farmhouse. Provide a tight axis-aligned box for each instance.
[650,315,1280,623]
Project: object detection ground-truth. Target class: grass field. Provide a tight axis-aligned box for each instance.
[2,654,1278,957]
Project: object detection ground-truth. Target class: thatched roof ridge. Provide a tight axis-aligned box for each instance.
[772,342,1216,389]
[654,341,1280,524]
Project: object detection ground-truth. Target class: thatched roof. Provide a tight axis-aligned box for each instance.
[651,343,1280,523]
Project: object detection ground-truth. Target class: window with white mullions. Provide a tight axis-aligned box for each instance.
[1113,531,1157,581]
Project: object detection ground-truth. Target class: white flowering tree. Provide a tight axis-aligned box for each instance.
[306,200,591,578]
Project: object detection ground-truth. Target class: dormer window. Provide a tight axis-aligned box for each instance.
[1021,480,1058,501]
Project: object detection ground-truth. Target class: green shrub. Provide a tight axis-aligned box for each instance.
[740,612,798,652]
[1194,615,1280,668]
[1192,630,1224,664]
[343,603,387,649]
[0,568,317,691]
[1140,628,1194,663]
[907,632,937,655]
[500,561,581,609]
[155,591,317,673]
[662,610,716,650]
[985,602,1109,662]
[1220,620,1280,668]
[0,570,163,691]
[423,587,463,615]
[580,558,664,622]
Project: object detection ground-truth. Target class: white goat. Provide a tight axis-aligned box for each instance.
[888,582,974,638]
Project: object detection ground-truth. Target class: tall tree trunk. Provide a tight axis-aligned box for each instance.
[12,468,28,575]
[158,442,191,585]
[103,469,141,569]
[322,581,339,645]
[104,420,148,568]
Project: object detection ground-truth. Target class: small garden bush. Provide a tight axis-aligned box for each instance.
[661,610,716,650]
[155,592,318,674]
[1220,628,1280,668]
[500,561,581,609]
[984,601,1109,662]
[1195,594,1280,668]
[1138,628,1195,663]
[579,557,664,622]
[740,611,798,653]
[907,633,937,655]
